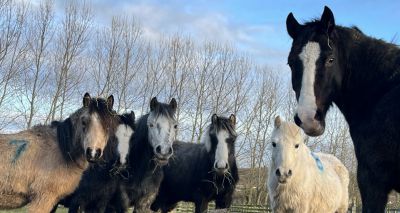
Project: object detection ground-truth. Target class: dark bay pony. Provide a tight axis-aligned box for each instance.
[151,114,239,213]
[0,93,119,212]
[52,111,135,213]
[286,6,400,212]
[118,97,178,213]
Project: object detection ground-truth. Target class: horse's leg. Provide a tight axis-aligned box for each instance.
[26,195,59,213]
[132,194,157,213]
[357,165,389,213]
[215,188,234,210]
[160,203,177,213]
[50,204,58,213]
[195,199,208,213]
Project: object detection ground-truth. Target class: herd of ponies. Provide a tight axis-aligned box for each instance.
[1,5,400,213]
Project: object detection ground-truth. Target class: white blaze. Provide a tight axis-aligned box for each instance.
[297,42,320,123]
[115,124,134,165]
[85,112,107,158]
[215,130,229,169]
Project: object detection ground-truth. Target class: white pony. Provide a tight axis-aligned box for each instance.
[268,116,349,213]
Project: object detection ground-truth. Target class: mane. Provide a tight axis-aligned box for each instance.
[128,113,154,178]
[279,121,304,140]
[152,102,176,119]
[87,97,118,131]
[52,118,82,164]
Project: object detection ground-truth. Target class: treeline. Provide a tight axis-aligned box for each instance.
[0,0,371,206]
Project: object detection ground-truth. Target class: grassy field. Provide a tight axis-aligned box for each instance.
[0,207,67,213]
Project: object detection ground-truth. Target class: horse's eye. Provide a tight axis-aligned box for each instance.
[328,57,334,63]
[272,142,276,147]
[295,144,299,149]
[149,123,154,127]
[82,119,87,126]
[174,124,178,129]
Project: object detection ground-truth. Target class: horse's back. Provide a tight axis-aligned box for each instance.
[315,152,349,212]
[316,153,349,185]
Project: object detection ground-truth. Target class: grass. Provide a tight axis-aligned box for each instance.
[0,207,68,213]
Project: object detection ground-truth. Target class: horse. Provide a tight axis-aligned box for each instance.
[51,111,136,213]
[286,6,400,212]
[0,93,120,212]
[267,116,349,213]
[112,97,178,213]
[151,114,239,213]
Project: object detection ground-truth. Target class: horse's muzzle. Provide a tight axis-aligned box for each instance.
[86,148,102,162]
[294,114,325,136]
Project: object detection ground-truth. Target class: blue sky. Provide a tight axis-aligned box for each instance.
[57,0,400,69]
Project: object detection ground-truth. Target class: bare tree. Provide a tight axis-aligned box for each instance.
[46,0,91,122]
[0,0,28,130]
[18,0,54,128]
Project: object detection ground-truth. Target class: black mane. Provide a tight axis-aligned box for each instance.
[52,118,82,165]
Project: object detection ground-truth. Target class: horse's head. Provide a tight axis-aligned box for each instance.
[203,114,237,175]
[115,111,135,166]
[147,97,178,166]
[73,93,119,163]
[271,116,305,184]
[286,6,342,136]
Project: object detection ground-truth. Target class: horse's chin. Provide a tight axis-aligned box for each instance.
[214,169,228,176]
[155,158,169,166]
[278,179,288,185]
[301,121,325,137]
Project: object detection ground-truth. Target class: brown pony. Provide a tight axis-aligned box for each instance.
[0,93,120,212]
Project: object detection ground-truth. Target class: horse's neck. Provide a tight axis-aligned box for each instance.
[336,27,400,123]
[131,134,156,173]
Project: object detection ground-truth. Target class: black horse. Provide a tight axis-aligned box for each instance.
[286,6,400,212]
[114,97,178,213]
[151,114,239,213]
[51,111,135,213]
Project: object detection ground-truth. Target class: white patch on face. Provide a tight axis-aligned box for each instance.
[297,42,320,123]
[147,114,175,155]
[115,124,134,165]
[215,130,229,169]
[84,112,107,158]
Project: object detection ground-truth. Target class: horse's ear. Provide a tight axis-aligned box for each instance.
[83,93,91,107]
[286,12,302,39]
[229,114,236,126]
[320,6,335,35]
[150,97,158,111]
[169,98,177,112]
[130,110,135,122]
[211,114,218,124]
[274,116,282,128]
[107,95,114,110]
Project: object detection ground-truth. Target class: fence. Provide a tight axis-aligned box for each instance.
[175,203,400,213]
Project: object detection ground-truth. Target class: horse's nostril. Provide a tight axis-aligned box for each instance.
[225,163,228,169]
[86,148,92,159]
[294,114,302,126]
[156,145,161,154]
[288,169,292,177]
[168,147,173,155]
[275,169,281,177]
[314,110,323,121]
[95,148,102,159]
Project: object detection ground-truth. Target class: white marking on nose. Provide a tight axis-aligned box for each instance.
[215,130,229,169]
[116,124,134,165]
[297,42,320,123]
